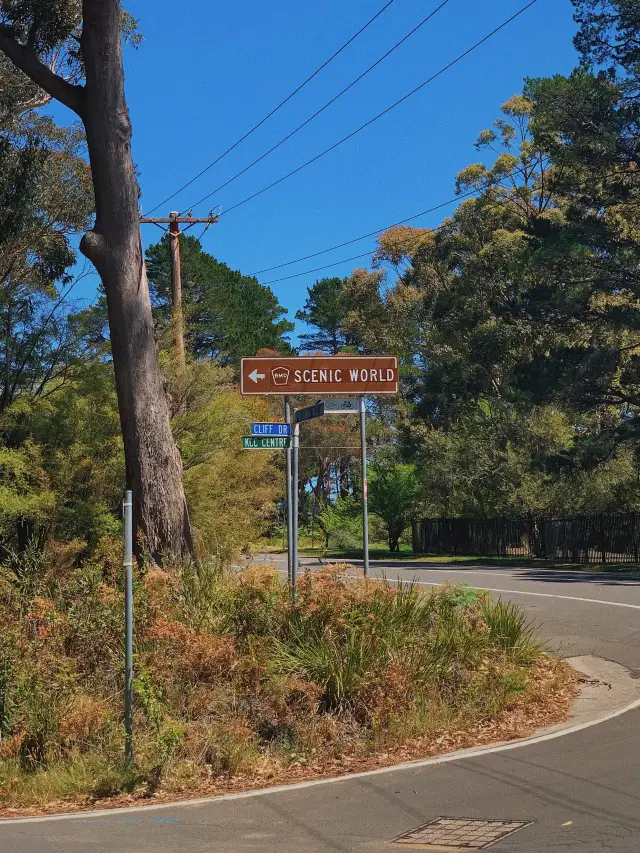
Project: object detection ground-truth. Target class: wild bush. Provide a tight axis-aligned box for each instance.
[0,555,553,809]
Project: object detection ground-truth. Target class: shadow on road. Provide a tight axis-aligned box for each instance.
[320,558,640,587]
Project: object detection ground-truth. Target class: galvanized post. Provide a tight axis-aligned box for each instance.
[285,397,293,584]
[123,490,134,763]
[292,422,300,598]
[359,397,370,577]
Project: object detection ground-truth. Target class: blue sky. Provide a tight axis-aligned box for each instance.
[75,0,579,341]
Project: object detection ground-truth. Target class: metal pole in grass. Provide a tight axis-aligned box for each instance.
[285,396,293,585]
[292,421,300,599]
[123,490,134,763]
[359,397,370,577]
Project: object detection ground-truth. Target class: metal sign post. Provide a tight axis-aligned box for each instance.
[123,490,133,763]
[291,422,300,599]
[359,398,370,577]
[288,401,326,599]
[285,397,293,585]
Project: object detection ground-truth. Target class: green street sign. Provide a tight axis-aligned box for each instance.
[242,436,291,450]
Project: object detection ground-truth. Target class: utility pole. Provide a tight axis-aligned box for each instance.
[139,212,219,369]
[168,212,185,369]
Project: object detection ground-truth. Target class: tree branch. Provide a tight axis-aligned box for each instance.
[0,25,84,116]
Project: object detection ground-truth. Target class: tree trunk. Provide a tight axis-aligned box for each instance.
[1,290,11,413]
[0,1,193,562]
[79,1,191,562]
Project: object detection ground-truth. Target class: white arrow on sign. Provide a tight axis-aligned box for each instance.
[249,369,266,383]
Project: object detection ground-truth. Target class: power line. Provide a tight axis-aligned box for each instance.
[216,0,539,219]
[142,0,398,216]
[255,170,549,284]
[249,192,477,277]
[261,250,377,285]
[180,0,452,213]
[255,191,476,284]
[258,147,595,285]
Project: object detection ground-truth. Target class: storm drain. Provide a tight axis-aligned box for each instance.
[392,817,532,849]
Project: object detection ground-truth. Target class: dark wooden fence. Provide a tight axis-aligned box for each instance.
[411,513,640,564]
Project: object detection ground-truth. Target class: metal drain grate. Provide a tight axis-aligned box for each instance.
[393,817,532,849]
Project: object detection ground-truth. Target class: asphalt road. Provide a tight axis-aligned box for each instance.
[3,560,640,853]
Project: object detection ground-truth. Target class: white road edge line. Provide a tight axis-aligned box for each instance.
[3,693,640,825]
[322,559,640,582]
[380,567,640,582]
[3,570,639,825]
[391,579,640,610]
[277,567,640,609]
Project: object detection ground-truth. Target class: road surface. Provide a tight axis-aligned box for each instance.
[3,560,640,852]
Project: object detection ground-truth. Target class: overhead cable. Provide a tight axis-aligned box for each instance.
[180,0,452,213]
[256,193,466,284]
[259,251,380,284]
[249,192,476,276]
[142,0,398,215]
[217,0,539,218]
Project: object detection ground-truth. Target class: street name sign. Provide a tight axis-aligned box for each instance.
[323,398,360,413]
[251,422,291,436]
[294,401,325,424]
[242,436,291,450]
[240,356,398,396]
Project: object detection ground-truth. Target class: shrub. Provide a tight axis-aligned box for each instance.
[316,498,362,550]
[0,556,552,809]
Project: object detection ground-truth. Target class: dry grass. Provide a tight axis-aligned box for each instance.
[0,544,576,813]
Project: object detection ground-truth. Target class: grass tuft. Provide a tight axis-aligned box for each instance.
[0,548,558,810]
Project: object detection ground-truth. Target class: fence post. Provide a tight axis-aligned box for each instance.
[600,513,606,565]
[123,490,133,764]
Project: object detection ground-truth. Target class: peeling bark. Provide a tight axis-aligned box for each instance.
[78,1,193,562]
[0,2,194,562]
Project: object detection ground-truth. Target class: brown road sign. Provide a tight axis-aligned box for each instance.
[240,356,398,396]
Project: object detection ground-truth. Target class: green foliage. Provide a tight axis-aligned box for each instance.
[0,362,124,551]
[368,453,423,551]
[482,598,541,662]
[572,0,640,73]
[0,1,81,54]
[0,117,94,415]
[0,343,283,560]
[146,235,293,364]
[407,404,640,518]
[342,57,640,516]
[0,444,54,546]
[175,362,282,561]
[295,276,355,353]
[317,496,362,550]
